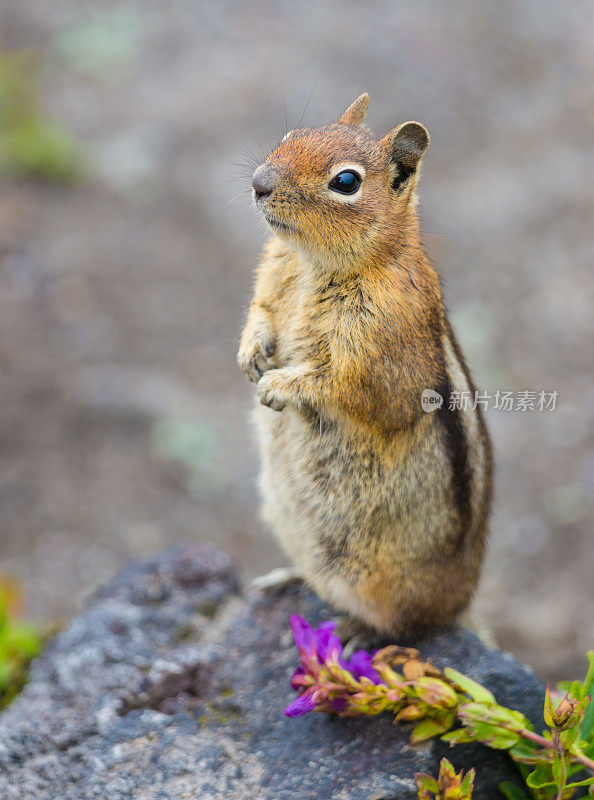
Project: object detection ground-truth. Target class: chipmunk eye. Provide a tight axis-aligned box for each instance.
[329,170,361,195]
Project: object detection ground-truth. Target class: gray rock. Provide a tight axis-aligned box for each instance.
[0,546,544,799]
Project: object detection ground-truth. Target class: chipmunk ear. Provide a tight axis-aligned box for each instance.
[381,121,429,193]
[338,93,370,126]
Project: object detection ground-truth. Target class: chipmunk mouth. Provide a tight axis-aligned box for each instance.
[262,213,299,235]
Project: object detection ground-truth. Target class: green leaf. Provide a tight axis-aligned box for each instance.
[581,740,594,758]
[564,776,594,789]
[439,757,456,778]
[460,768,476,793]
[415,773,439,792]
[444,668,496,703]
[415,772,439,799]
[457,718,520,749]
[560,726,579,749]
[415,677,459,708]
[581,707,594,744]
[479,726,521,750]
[458,702,529,728]
[583,652,594,694]
[4,625,41,658]
[571,680,586,701]
[0,575,43,710]
[509,742,539,762]
[441,728,474,746]
[410,716,454,743]
[498,781,531,800]
[580,690,594,741]
[525,764,556,790]
[551,751,566,788]
[457,703,527,747]
[543,686,555,728]
[0,661,10,690]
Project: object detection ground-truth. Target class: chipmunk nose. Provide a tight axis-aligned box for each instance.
[252,165,277,199]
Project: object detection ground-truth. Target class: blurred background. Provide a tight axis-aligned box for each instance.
[0,0,592,683]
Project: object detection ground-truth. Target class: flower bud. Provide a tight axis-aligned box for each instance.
[395,704,425,722]
[415,677,459,709]
[544,687,589,731]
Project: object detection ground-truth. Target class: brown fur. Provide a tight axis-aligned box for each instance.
[238,94,492,636]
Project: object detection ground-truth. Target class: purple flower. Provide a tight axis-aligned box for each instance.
[290,614,317,658]
[285,615,386,717]
[329,696,348,712]
[285,689,319,717]
[290,665,305,689]
[288,614,355,670]
[314,620,343,662]
[289,614,345,666]
[348,649,383,684]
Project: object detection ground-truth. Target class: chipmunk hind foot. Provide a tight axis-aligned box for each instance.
[334,615,388,660]
[250,565,303,594]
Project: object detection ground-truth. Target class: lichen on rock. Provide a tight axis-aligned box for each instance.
[0,547,543,799]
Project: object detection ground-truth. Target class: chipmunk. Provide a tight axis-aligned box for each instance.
[238,93,492,643]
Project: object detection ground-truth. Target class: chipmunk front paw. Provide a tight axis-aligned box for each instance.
[237,328,276,383]
[257,368,296,412]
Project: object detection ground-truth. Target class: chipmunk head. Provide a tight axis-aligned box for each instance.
[251,93,429,265]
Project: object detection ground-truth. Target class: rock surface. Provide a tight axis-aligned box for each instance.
[0,547,545,799]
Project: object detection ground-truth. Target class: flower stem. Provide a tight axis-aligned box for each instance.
[517,728,554,749]
[515,728,594,776]
[574,749,594,775]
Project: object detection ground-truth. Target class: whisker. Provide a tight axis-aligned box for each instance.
[238,146,261,170]
[298,78,318,129]
[255,139,269,162]
[280,87,289,136]
[227,188,254,205]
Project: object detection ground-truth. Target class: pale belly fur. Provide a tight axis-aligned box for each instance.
[252,332,489,632]
[254,402,461,629]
